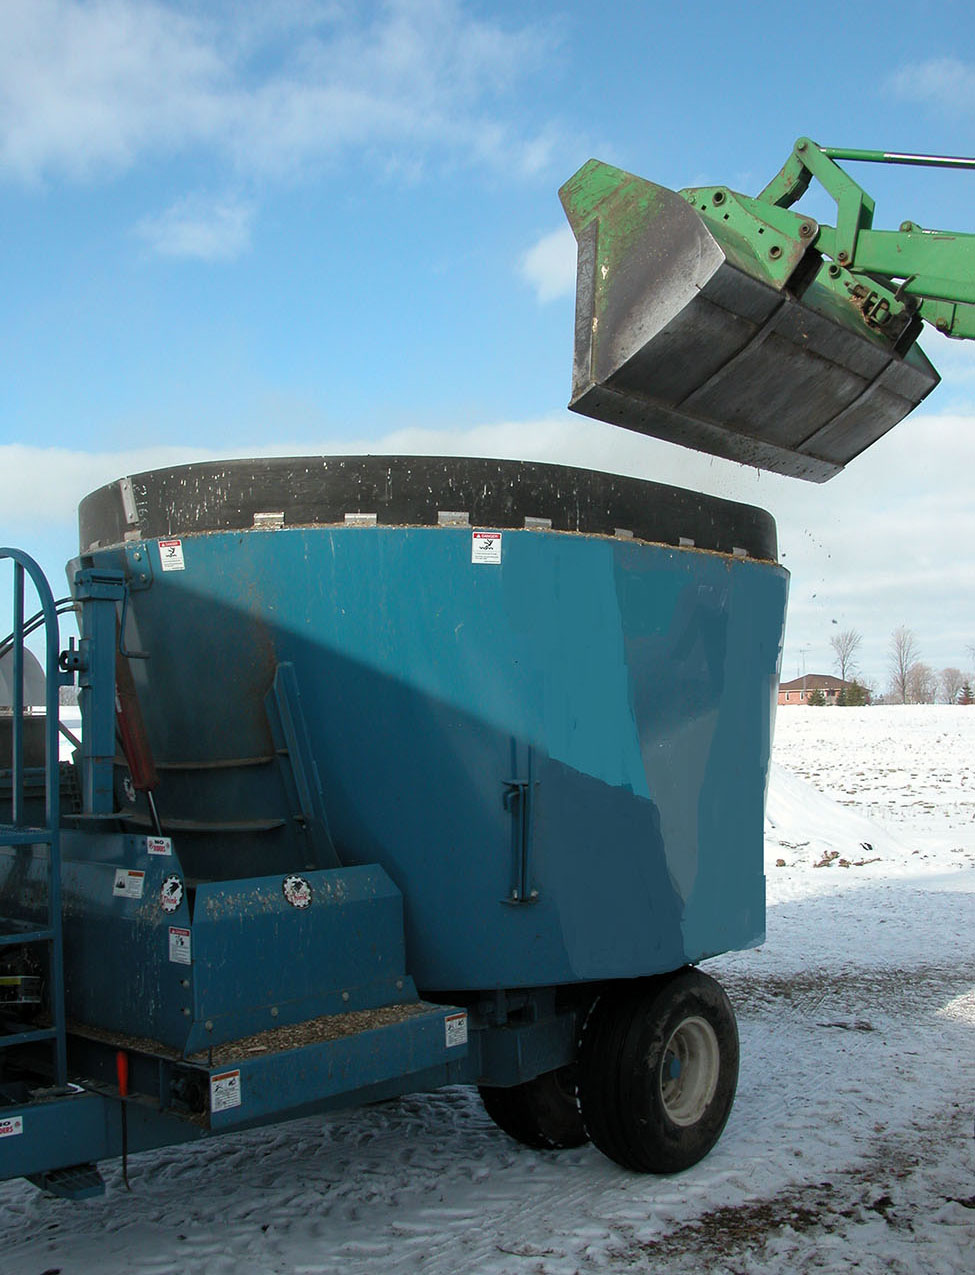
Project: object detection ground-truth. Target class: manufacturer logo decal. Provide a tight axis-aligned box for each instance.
[160,875,184,913]
[282,874,313,909]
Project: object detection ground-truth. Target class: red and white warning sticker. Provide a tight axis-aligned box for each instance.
[210,1070,242,1114]
[113,868,145,900]
[158,538,185,572]
[0,1116,24,1138]
[444,1011,468,1048]
[146,836,172,857]
[168,926,191,965]
[471,530,502,564]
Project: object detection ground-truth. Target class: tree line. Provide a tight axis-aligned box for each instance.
[822,627,975,705]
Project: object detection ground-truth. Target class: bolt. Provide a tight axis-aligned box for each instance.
[937,318,949,332]
[797,140,807,152]
[828,264,841,278]
[396,978,404,990]
[712,190,726,206]
[270,1006,279,1017]
[837,251,850,264]
[799,222,814,238]
[769,245,783,259]
[133,552,141,561]
[205,1019,213,1031]
[342,990,350,1002]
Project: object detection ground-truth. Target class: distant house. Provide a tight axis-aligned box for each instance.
[777,674,850,706]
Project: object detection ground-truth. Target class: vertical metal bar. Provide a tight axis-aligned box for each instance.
[75,575,123,815]
[12,562,24,826]
[520,745,535,903]
[504,741,538,905]
[45,569,66,1087]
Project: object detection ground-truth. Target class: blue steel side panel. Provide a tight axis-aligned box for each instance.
[186,864,412,1052]
[58,831,413,1053]
[91,527,787,991]
[58,831,196,1051]
[0,1092,114,1181]
[0,1005,476,1185]
[206,1005,468,1130]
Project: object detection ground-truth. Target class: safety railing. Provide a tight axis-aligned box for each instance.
[0,548,67,1088]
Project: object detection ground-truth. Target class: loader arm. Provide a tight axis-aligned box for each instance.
[757,138,975,338]
[560,138,975,481]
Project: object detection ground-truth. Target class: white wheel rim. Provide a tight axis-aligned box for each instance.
[658,1015,720,1127]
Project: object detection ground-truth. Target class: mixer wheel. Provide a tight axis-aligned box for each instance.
[578,968,738,1173]
[478,1065,587,1149]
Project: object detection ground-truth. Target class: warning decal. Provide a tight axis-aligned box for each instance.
[471,531,502,564]
[113,868,146,900]
[444,1011,468,1048]
[0,1116,23,1138]
[168,926,191,965]
[147,836,173,857]
[210,1070,242,1114]
[158,539,185,571]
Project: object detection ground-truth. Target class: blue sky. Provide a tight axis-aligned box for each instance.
[2,0,974,690]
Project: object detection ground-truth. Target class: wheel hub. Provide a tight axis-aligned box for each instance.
[659,1015,720,1127]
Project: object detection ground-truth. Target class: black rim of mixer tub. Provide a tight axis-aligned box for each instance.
[79,455,778,562]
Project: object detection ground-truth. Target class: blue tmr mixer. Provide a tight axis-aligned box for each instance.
[6,133,968,1194]
[0,455,787,1193]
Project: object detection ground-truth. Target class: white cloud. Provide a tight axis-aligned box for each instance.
[890,57,975,114]
[0,0,227,181]
[135,194,255,260]
[0,0,560,184]
[520,225,576,302]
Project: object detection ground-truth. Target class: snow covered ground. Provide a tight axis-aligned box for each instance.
[4,706,974,1273]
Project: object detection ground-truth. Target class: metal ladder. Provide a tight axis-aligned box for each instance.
[0,548,67,1089]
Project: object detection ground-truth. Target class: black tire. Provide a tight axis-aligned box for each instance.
[479,1065,587,1149]
[578,968,739,1174]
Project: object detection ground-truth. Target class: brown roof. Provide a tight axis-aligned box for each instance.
[778,674,849,691]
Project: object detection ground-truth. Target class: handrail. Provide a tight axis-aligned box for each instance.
[0,546,67,1087]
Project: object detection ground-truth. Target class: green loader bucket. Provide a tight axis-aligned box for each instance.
[560,160,939,482]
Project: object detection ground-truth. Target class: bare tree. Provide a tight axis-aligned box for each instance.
[829,628,862,683]
[906,662,936,704]
[888,625,921,704]
[940,667,965,704]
